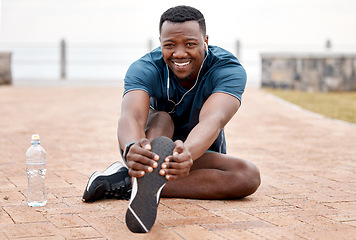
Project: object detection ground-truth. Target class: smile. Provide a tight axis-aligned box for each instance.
[173,61,191,69]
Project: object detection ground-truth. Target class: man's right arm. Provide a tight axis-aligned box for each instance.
[117,90,159,177]
[118,90,150,147]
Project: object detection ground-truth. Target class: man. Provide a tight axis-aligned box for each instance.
[83,5,260,233]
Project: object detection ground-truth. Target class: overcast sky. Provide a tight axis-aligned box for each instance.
[1,0,356,47]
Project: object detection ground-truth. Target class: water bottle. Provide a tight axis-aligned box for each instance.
[26,134,47,207]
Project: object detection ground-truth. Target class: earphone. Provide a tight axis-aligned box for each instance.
[166,44,209,114]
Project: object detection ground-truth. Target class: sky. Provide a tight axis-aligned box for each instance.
[1,0,356,48]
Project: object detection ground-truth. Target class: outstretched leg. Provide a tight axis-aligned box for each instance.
[145,109,174,140]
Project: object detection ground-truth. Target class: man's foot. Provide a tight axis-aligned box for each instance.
[82,161,131,202]
[125,136,175,233]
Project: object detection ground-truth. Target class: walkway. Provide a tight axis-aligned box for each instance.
[0,86,355,239]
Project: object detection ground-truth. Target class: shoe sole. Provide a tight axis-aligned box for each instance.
[83,162,130,202]
[125,136,175,233]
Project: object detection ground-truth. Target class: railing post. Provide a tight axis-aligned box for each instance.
[60,39,66,79]
[148,39,153,52]
[236,39,241,60]
[0,52,12,85]
[325,39,332,51]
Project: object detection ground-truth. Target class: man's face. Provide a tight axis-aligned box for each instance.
[160,21,208,85]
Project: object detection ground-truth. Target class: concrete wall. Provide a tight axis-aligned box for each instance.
[0,52,12,85]
[261,53,356,91]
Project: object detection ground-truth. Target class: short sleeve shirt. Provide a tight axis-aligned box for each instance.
[124,45,247,153]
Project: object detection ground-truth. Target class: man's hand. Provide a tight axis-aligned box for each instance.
[125,138,160,178]
[159,140,193,180]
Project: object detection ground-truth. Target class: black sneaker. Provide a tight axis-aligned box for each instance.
[125,136,175,233]
[82,161,131,202]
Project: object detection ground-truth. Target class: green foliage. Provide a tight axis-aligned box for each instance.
[263,88,356,124]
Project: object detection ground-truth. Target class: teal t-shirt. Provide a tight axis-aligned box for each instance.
[124,45,247,153]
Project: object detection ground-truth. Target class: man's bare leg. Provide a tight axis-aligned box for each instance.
[145,110,174,140]
[145,110,261,199]
[161,152,260,199]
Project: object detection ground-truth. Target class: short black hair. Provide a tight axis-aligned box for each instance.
[159,5,206,36]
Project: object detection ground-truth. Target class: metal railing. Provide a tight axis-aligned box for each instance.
[1,39,354,86]
[0,40,153,81]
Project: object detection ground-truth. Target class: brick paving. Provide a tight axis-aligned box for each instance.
[0,85,355,239]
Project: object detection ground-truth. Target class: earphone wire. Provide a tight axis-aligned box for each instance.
[167,48,208,114]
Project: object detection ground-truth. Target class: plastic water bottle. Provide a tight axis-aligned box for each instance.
[26,134,47,207]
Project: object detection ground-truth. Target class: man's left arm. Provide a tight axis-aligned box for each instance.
[161,92,240,180]
[184,92,240,160]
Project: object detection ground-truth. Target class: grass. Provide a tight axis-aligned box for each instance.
[263,88,356,124]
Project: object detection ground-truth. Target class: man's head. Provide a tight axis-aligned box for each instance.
[159,6,208,86]
[159,5,206,37]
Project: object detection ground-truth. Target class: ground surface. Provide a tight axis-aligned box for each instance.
[0,86,355,239]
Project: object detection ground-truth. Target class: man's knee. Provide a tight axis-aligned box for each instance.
[145,110,174,139]
[194,153,260,199]
[243,162,261,196]
[232,160,261,198]
[148,111,174,129]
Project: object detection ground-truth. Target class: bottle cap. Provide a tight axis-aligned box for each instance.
[31,134,40,142]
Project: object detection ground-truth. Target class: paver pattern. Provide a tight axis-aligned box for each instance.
[0,85,355,239]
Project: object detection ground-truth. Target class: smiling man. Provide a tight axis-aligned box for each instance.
[83,5,261,233]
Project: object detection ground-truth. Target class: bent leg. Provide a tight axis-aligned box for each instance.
[161,152,261,199]
[143,110,260,199]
